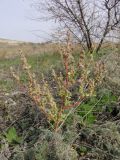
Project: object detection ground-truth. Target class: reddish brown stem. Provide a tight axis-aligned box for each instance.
[63,98,84,110]
[63,56,69,88]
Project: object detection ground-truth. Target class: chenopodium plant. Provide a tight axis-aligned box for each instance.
[10,32,104,132]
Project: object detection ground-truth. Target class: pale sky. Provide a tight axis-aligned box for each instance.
[0,0,56,42]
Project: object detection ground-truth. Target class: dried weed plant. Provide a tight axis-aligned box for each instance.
[10,32,104,132]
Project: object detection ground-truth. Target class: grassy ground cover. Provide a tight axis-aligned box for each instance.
[0,44,120,160]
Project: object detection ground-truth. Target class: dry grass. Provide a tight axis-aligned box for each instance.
[0,41,58,59]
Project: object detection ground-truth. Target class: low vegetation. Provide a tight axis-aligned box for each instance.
[0,32,120,160]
